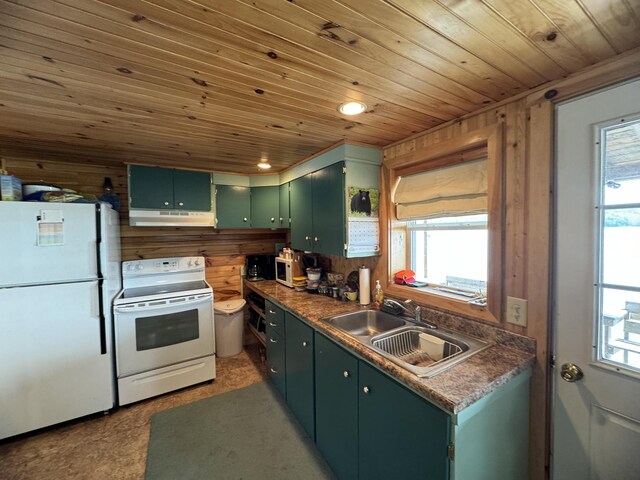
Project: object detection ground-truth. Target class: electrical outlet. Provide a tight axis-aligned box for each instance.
[506,296,528,327]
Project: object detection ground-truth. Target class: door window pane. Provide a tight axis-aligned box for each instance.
[598,118,640,373]
[603,119,640,205]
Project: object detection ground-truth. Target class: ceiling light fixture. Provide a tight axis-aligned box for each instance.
[338,101,367,115]
[257,161,271,170]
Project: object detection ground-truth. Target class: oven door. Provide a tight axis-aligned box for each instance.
[114,293,214,377]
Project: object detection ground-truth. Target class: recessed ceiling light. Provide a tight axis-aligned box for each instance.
[257,162,271,170]
[338,101,367,115]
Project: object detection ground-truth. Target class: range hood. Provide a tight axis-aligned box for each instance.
[129,209,215,227]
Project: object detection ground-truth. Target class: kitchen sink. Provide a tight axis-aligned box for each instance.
[322,310,490,378]
[326,310,408,337]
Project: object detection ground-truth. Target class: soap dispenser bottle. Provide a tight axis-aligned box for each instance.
[373,280,384,310]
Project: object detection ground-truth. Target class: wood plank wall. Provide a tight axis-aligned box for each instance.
[381,51,640,480]
[3,157,287,300]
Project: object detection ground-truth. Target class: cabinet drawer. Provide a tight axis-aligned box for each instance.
[265,301,285,336]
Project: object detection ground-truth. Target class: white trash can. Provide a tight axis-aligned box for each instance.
[214,299,246,358]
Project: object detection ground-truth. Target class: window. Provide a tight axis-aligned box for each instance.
[408,214,487,297]
[597,117,640,372]
[383,125,503,323]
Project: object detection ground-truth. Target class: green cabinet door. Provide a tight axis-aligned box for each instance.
[279,183,290,228]
[129,165,175,209]
[173,169,212,211]
[290,174,313,250]
[216,184,251,228]
[251,186,279,228]
[312,162,346,256]
[266,326,286,398]
[315,334,359,480]
[284,313,315,439]
[358,362,450,480]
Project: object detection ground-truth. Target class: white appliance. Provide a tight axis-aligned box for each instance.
[128,209,215,227]
[275,256,294,287]
[0,202,121,440]
[113,256,215,405]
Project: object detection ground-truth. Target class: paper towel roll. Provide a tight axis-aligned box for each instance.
[359,266,370,305]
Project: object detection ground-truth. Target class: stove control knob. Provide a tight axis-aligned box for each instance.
[195,259,201,266]
[188,259,193,267]
[127,264,135,271]
[136,264,144,271]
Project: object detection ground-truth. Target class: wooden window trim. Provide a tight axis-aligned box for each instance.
[380,124,504,324]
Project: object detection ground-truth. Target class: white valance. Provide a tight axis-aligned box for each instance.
[392,158,488,220]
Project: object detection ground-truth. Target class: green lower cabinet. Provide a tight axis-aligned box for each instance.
[266,325,286,398]
[315,334,359,480]
[358,362,450,480]
[284,313,315,439]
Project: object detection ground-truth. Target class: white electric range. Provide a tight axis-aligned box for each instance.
[113,256,215,405]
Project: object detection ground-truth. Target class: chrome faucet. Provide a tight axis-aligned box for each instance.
[383,299,436,329]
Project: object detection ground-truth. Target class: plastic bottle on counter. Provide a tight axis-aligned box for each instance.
[373,280,384,310]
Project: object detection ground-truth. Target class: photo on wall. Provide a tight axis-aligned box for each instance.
[347,186,380,218]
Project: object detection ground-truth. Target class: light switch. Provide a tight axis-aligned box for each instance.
[506,296,528,327]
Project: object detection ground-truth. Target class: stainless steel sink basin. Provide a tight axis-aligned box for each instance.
[322,310,490,378]
[327,310,408,337]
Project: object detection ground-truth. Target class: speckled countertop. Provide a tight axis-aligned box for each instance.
[244,280,535,415]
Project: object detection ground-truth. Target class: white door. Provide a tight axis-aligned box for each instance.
[0,281,113,439]
[553,79,640,479]
[0,202,98,287]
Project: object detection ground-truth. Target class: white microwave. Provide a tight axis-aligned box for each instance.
[275,257,294,287]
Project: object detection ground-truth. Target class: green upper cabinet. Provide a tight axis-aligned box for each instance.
[279,183,290,228]
[250,186,279,228]
[129,165,211,211]
[311,162,346,256]
[284,313,315,440]
[173,169,213,211]
[358,362,450,480]
[215,184,251,228]
[290,173,314,251]
[290,162,346,256]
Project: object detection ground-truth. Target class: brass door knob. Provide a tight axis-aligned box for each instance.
[560,362,584,383]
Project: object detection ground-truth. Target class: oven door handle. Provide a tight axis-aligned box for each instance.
[114,293,213,313]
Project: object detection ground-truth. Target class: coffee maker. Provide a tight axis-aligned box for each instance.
[246,255,276,281]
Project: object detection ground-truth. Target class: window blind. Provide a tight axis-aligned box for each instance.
[392,158,488,220]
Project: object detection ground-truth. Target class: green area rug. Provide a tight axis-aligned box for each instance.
[145,382,335,480]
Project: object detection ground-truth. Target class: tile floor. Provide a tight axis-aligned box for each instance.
[0,345,267,480]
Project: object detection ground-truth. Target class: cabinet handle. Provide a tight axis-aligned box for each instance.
[178,202,184,207]
[302,341,308,347]
[268,309,276,314]
[279,217,283,221]
[243,217,248,222]
[305,236,310,241]
[269,338,278,344]
[164,201,169,206]
[270,367,278,374]
[363,386,370,394]
[314,236,319,242]
[343,371,350,378]
[271,217,275,222]
[268,322,277,327]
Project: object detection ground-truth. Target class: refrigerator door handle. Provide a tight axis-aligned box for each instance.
[98,279,107,355]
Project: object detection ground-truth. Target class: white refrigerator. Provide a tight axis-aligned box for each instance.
[0,201,121,439]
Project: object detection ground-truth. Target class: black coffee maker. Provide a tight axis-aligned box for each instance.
[246,255,276,281]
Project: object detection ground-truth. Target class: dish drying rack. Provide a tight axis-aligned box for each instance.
[372,330,463,368]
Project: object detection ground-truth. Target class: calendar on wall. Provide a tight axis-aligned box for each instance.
[346,185,380,257]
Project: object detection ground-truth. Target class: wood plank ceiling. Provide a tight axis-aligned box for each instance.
[1,0,639,174]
